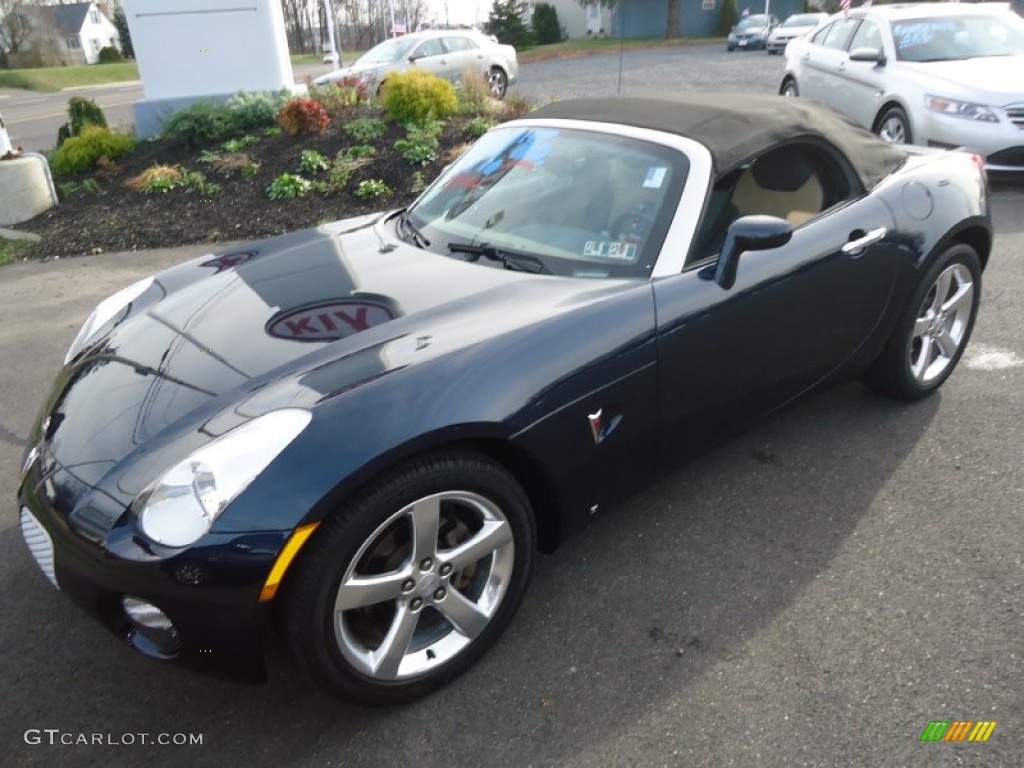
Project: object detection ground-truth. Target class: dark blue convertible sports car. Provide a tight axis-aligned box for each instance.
[17,92,990,705]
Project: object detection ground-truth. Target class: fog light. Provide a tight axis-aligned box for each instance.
[122,596,181,659]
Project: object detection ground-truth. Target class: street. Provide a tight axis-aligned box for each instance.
[1,44,1022,768]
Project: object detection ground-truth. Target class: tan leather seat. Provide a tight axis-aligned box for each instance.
[731,146,824,225]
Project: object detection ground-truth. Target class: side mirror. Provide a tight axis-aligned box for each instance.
[849,47,886,65]
[714,215,793,290]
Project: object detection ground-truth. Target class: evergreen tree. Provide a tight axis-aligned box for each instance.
[486,0,536,49]
[113,6,135,59]
[532,3,561,45]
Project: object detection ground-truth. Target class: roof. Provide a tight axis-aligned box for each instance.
[847,2,1016,21]
[50,2,93,35]
[530,91,907,189]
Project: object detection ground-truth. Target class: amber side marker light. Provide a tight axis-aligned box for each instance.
[259,522,320,602]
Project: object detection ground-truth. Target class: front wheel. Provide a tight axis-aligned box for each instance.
[283,451,535,705]
[487,68,508,100]
[862,244,981,400]
[780,77,798,97]
[876,105,912,145]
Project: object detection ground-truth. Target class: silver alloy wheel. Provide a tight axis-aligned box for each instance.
[879,114,908,144]
[487,69,507,99]
[333,490,515,680]
[782,80,797,97]
[908,263,975,384]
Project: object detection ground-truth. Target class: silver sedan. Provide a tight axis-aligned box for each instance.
[780,2,1024,171]
[313,30,519,100]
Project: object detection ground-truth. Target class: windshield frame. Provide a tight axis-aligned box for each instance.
[404,119,713,279]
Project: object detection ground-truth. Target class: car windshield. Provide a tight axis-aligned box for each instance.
[738,15,770,29]
[356,37,417,65]
[405,126,690,279]
[892,13,1024,62]
[783,14,822,28]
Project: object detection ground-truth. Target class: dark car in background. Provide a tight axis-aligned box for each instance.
[728,13,779,51]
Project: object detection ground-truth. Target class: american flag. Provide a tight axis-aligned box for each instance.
[841,0,851,13]
[392,20,407,35]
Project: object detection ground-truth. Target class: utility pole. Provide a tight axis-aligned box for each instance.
[323,0,340,70]
[0,111,14,156]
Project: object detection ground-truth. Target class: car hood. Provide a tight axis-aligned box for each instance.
[900,55,1024,104]
[771,26,814,38]
[39,215,637,491]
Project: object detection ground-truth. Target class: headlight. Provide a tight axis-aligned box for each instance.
[64,276,154,365]
[136,409,312,547]
[925,95,998,123]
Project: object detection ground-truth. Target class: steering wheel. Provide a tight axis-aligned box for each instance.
[612,212,654,242]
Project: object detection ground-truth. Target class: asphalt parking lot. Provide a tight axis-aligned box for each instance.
[2,45,1023,767]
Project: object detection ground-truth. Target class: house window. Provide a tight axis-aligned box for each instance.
[91,39,101,53]
[90,9,101,25]
[66,37,82,49]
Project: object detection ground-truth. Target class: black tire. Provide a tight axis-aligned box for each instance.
[862,243,981,400]
[487,68,508,100]
[780,77,799,97]
[283,450,535,706]
[727,44,736,52]
[875,105,912,145]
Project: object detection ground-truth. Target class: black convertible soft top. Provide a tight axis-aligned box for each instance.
[530,91,907,190]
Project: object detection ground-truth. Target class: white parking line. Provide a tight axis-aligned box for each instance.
[963,343,1024,370]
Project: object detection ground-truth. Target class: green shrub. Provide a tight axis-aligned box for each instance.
[162,101,238,148]
[532,3,562,45]
[411,170,427,193]
[464,116,494,138]
[51,125,136,175]
[298,149,330,174]
[354,179,393,200]
[340,144,376,160]
[56,96,108,147]
[267,173,312,199]
[222,135,259,152]
[394,123,441,166]
[81,178,101,194]
[381,69,458,125]
[264,126,283,137]
[226,91,289,130]
[277,97,330,135]
[309,81,367,114]
[486,0,536,48]
[97,45,123,64]
[343,117,387,143]
[127,164,182,194]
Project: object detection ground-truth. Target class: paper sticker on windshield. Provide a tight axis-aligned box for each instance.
[584,240,638,262]
[643,167,668,189]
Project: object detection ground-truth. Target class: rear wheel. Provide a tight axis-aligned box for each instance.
[876,105,912,145]
[862,244,981,400]
[780,77,799,97]
[284,451,535,705]
[487,68,508,100]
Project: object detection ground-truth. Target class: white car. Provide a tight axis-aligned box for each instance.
[766,13,828,55]
[780,2,1024,171]
[313,29,519,100]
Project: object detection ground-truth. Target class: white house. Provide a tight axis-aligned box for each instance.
[49,2,121,65]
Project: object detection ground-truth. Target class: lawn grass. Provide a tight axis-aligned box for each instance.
[519,36,719,62]
[0,62,139,92]
[0,237,31,267]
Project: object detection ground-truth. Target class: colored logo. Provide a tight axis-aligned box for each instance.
[921,721,996,742]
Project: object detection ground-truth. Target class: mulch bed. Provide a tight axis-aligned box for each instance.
[15,104,479,258]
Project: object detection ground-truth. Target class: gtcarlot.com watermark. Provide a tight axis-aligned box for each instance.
[25,729,203,746]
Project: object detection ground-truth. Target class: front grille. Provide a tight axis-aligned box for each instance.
[1005,104,1024,129]
[20,507,59,590]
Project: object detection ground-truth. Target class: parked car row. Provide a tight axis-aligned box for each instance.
[780,2,1024,171]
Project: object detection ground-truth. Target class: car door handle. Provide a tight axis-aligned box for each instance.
[802,53,810,61]
[838,62,847,71]
[842,227,887,255]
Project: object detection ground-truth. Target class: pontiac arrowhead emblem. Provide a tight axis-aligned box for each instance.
[588,409,603,445]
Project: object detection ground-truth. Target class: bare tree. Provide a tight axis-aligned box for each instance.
[0,0,36,69]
